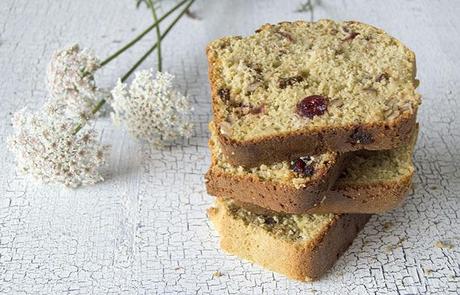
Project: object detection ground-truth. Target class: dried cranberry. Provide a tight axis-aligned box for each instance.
[292,158,306,173]
[278,76,303,89]
[217,88,230,101]
[349,128,374,144]
[297,95,328,119]
[291,159,315,177]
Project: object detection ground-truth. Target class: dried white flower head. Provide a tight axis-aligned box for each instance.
[110,70,193,146]
[7,103,110,188]
[47,44,102,119]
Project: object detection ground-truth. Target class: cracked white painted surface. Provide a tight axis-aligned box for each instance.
[0,0,459,294]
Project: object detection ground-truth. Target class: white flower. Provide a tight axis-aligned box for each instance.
[47,44,102,118]
[7,102,110,188]
[110,70,193,146]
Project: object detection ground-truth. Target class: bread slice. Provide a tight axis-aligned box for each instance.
[205,121,348,212]
[206,124,418,214]
[207,19,420,167]
[208,199,370,281]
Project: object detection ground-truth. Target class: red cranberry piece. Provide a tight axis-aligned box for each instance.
[292,158,306,173]
[297,95,328,119]
[291,159,315,177]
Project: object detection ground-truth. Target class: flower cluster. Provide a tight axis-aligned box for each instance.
[111,70,193,146]
[7,103,110,188]
[47,44,103,119]
[9,0,197,188]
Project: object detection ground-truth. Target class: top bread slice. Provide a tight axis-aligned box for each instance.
[207,19,420,167]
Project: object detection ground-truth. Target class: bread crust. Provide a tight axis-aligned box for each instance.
[216,114,416,167]
[317,173,413,214]
[206,20,419,168]
[206,126,348,212]
[206,127,417,214]
[207,203,370,281]
[206,165,413,214]
[205,154,344,214]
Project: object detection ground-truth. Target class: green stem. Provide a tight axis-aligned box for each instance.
[100,0,188,67]
[120,0,195,82]
[147,0,162,72]
[73,0,195,135]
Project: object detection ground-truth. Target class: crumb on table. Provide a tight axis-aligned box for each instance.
[435,240,454,250]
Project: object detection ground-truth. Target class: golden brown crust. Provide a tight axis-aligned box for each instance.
[206,122,418,214]
[206,127,348,210]
[207,204,370,281]
[216,113,417,167]
[317,173,413,214]
[206,159,413,214]
[205,157,344,214]
[206,20,419,168]
[230,173,413,215]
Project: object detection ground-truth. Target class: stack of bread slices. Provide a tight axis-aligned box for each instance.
[204,19,421,281]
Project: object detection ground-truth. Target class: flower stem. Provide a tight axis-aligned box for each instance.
[73,0,195,135]
[120,0,195,83]
[99,0,189,67]
[146,0,162,72]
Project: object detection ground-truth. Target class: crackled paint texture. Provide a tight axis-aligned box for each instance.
[0,0,459,294]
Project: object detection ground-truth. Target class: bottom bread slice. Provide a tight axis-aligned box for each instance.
[208,199,370,281]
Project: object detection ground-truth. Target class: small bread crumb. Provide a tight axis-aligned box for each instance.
[385,237,406,253]
[435,240,454,250]
[383,222,394,230]
[212,271,223,278]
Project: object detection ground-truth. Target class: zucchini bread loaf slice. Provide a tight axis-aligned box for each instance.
[205,122,347,212]
[207,19,420,167]
[206,124,418,214]
[208,199,370,281]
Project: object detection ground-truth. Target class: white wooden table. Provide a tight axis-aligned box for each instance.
[1,0,459,294]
